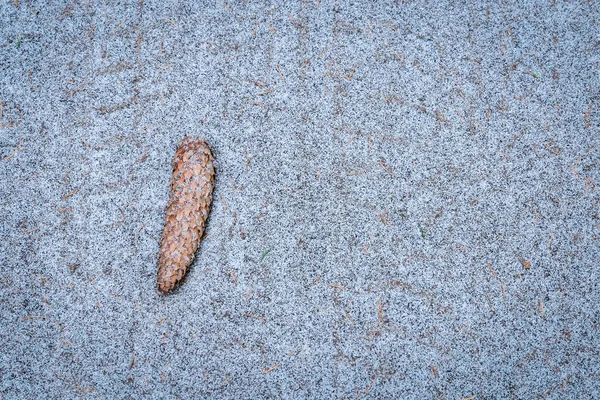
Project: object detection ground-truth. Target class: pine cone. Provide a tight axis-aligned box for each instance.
[157,137,215,294]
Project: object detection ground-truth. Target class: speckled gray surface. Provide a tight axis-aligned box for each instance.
[1,1,599,399]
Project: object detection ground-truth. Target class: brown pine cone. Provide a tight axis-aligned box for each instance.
[157,137,215,294]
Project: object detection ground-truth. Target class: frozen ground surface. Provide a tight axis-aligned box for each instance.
[1,1,599,399]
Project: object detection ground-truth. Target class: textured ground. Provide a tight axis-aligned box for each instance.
[1,1,599,399]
